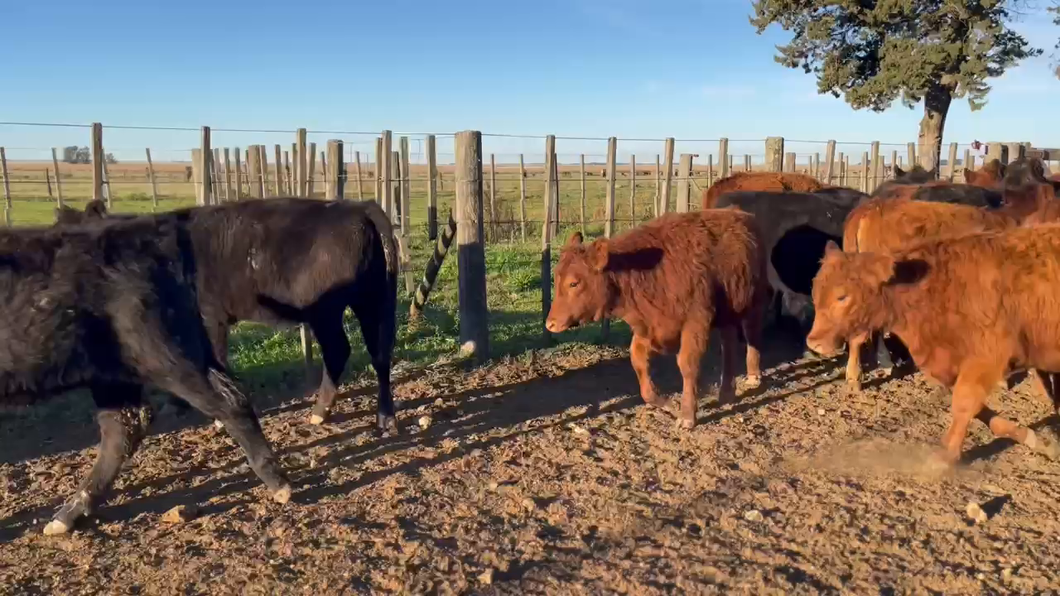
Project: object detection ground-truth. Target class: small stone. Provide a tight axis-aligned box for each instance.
[489,481,499,491]
[478,568,494,585]
[966,502,988,525]
[434,398,445,407]
[817,408,826,416]
[743,509,764,522]
[976,573,986,581]
[418,416,432,430]
[161,505,198,524]
[568,424,589,435]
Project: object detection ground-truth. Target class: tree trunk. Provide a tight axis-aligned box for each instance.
[916,84,953,176]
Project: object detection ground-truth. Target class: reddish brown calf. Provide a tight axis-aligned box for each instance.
[962,159,1005,189]
[807,232,1060,466]
[838,198,1016,392]
[545,209,769,429]
[701,171,825,210]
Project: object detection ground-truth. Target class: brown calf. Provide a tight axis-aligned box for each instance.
[807,232,1060,466]
[701,171,825,210]
[962,159,1005,188]
[839,199,1016,392]
[544,209,769,429]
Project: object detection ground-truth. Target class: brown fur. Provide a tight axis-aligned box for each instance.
[544,209,769,428]
[807,231,1060,465]
[962,159,1005,188]
[700,171,825,210]
[838,198,1016,391]
[1003,183,1059,225]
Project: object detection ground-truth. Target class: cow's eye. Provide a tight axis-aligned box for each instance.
[569,280,579,288]
[835,294,848,303]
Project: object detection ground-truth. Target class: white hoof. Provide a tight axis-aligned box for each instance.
[309,414,325,426]
[42,519,70,536]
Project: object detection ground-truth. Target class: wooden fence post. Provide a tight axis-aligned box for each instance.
[906,143,916,171]
[765,137,784,172]
[488,153,497,240]
[455,130,489,361]
[719,138,730,179]
[890,150,898,178]
[946,142,959,182]
[869,141,880,192]
[518,154,527,242]
[823,141,836,185]
[296,128,308,196]
[986,142,1007,166]
[273,145,282,196]
[246,145,263,199]
[838,152,846,186]
[653,154,661,215]
[306,143,317,197]
[427,136,438,239]
[629,154,636,226]
[707,155,715,187]
[355,150,365,201]
[374,138,383,201]
[744,155,751,172]
[212,148,222,201]
[381,131,393,217]
[0,148,10,226]
[399,137,411,233]
[550,146,560,240]
[1006,142,1025,163]
[660,138,675,214]
[201,127,213,206]
[45,169,53,200]
[232,147,243,201]
[604,137,617,237]
[860,151,869,193]
[542,135,556,344]
[326,140,344,200]
[963,148,972,176]
[91,122,105,202]
[784,152,796,173]
[580,154,587,234]
[813,153,820,180]
[51,148,64,207]
[676,153,693,212]
[145,148,159,210]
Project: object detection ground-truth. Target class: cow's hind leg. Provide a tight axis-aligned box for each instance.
[353,300,400,436]
[153,368,292,502]
[740,300,765,391]
[307,308,352,426]
[44,382,153,535]
[975,405,1060,460]
[845,335,866,393]
[675,321,711,429]
[718,325,739,406]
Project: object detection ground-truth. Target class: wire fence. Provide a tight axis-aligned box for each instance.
[0,120,1053,361]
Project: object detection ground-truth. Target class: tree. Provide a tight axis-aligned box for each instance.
[1052,3,1060,77]
[750,1,1041,171]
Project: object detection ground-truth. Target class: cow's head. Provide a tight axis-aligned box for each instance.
[963,159,1005,189]
[53,199,109,227]
[1011,183,1060,226]
[544,232,613,333]
[806,240,896,357]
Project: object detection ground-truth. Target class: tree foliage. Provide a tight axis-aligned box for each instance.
[61,146,117,164]
[749,1,1041,113]
[1051,3,1060,77]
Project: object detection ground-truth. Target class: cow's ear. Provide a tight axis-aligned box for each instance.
[590,239,610,271]
[823,239,842,257]
[566,231,584,248]
[962,169,974,183]
[893,165,905,178]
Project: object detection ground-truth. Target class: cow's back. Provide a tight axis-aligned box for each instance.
[610,209,765,327]
[701,172,824,209]
[850,199,1014,254]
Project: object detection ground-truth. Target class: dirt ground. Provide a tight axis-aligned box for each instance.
[2,335,1060,595]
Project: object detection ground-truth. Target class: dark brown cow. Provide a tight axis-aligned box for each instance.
[806,231,1060,466]
[839,199,1016,391]
[701,171,825,210]
[544,209,769,429]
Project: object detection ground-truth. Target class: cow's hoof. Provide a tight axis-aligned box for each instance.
[309,414,325,426]
[742,375,761,390]
[880,367,894,378]
[42,519,71,536]
[677,417,696,430]
[213,419,225,430]
[376,414,401,436]
[273,485,293,504]
[643,395,670,409]
[845,379,862,394]
[1025,429,1060,460]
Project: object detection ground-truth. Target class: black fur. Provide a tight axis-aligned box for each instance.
[0,218,290,534]
[57,197,400,430]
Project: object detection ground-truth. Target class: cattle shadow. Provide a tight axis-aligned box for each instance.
[0,335,841,542]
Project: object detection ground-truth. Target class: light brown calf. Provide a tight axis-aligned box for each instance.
[701,171,825,210]
[545,209,769,429]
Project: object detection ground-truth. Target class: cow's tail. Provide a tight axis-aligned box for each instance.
[362,200,399,300]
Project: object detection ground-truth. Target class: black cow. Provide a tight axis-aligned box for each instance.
[873,164,1004,208]
[0,218,292,535]
[56,197,400,432]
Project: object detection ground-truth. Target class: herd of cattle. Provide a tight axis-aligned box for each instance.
[4,155,1060,538]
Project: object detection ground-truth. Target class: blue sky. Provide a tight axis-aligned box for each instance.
[2,0,1058,163]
